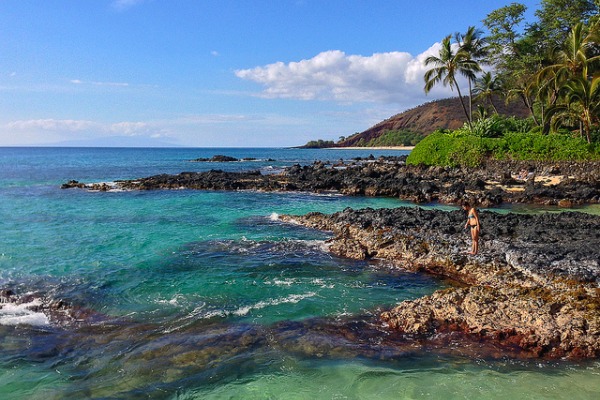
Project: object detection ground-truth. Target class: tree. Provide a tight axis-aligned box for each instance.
[546,74,600,142]
[483,2,527,60]
[483,3,543,122]
[540,22,600,79]
[538,22,600,141]
[474,71,502,114]
[534,0,599,49]
[455,26,489,121]
[424,35,480,128]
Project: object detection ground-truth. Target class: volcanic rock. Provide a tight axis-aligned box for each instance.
[279,207,600,359]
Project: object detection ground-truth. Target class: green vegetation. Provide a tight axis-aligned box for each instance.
[423,0,599,143]
[302,139,335,148]
[409,0,600,166]
[364,130,425,147]
[407,124,600,167]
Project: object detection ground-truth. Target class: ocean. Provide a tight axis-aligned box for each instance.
[0,147,599,399]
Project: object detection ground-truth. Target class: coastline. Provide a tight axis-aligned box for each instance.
[280,207,600,359]
[60,156,600,359]
[63,157,600,208]
[324,146,415,150]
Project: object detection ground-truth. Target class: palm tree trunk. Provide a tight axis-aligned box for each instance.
[453,80,472,129]
[583,111,591,143]
[489,95,498,114]
[520,93,539,126]
[468,79,473,123]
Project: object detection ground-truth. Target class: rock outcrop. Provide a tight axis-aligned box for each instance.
[62,157,600,207]
[280,207,600,359]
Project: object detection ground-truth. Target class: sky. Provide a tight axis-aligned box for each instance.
[0,0,540,147]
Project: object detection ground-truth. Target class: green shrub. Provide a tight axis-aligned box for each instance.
[497,132,596,161]
[447,136,488,167]
[468,115,535,138]
[407,130,599,167]
[406,132,447,166]
[303,139,335,148]
[406,131,487,167]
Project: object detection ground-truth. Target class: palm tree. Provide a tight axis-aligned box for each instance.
[537,22,599,87]
[474,71,502,114]
[455,26,488,120]
[549,75,600,143]
[537,22,600,140]
[424,35,480,129]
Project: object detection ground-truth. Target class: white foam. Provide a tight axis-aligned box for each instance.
[0,301,50,326]
[198,292,317,319]
[304,239,330,252]
[232,292,316,316]
[271,278,296,286]
[311,278,335,289]
[156,294,183,306]
[269,212,280,221]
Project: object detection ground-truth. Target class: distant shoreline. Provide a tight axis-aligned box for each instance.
[324,146,415,151]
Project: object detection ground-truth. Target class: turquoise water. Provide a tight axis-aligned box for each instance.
[0,147,599,399]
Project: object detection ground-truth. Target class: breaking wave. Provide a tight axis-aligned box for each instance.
[0,299,50,327]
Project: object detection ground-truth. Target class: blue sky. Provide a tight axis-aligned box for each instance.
[0,0,539,147]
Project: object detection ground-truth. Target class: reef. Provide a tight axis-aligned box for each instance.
[62,157,600,207]
[280,207,600,359]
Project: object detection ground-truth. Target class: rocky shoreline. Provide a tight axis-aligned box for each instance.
[59,157,600,359]
[280,207,600,359]
[62,157,600,207]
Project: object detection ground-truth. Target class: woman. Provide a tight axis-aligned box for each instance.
[463,202,480,255]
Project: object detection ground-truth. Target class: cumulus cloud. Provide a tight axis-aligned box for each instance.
[235,44,461,106]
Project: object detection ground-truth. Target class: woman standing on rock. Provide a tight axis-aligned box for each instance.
[463,202,480,255]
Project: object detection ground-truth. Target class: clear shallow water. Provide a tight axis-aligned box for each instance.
[0,147,599,399]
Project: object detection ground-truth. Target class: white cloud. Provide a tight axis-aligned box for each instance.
[108,121,151,135]
[7,119,99,132]
[235,45,462,107]
[70,79,129,87]
[6,118,160,137]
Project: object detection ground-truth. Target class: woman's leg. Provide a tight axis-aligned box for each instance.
[472,227,479,254]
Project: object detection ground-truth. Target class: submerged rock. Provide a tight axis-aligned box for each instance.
[0,288,109,327]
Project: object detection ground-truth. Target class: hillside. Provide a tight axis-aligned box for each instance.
[338,96,531,147]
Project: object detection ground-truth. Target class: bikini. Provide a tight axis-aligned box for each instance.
[468,214,478,229]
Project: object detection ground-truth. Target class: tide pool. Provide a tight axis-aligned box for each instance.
[1,147,599,399]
